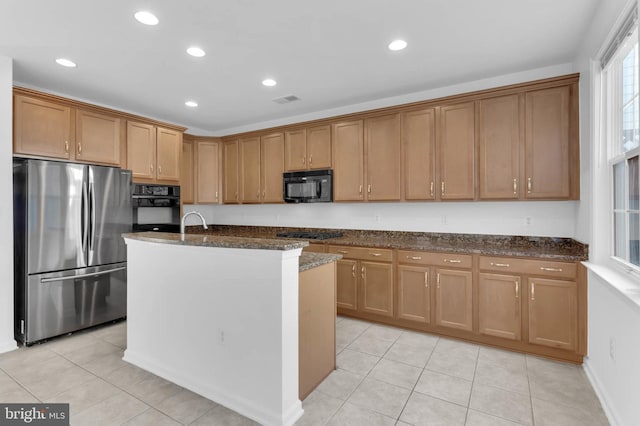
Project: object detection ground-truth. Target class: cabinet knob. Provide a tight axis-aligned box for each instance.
[489,262,510,267]
[309,155,313,165]
[150,164,154,173]
[158,165,162,175]
[352,264,356,277]
[430,182,434,198]
[77,143,82,154]
[513,178,517,195]
[444,259,461,264]
[527,177,532,194]
[337,250,349,254]
[370,253,382,257]
[515,281,519,298]
[215,191,218,200]
[437,273,440,289]
[359,184,363,194]
[368,184,372,194]
[540,266,562,272]
[441,181,445,196]
[408,256,422,260]
[64,140,69,153]
[302,156,306,165]
[531,282,535,301]
[424,271,429,288]
[361,266,365,279]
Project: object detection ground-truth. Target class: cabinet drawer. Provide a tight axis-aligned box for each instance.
[397,250,472,268]
[327,245,392,262]
[479,256,576,279]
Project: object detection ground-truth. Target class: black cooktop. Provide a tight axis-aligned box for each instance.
[276,231,343,240]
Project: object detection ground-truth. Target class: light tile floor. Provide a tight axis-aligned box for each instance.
[0,317,609,425]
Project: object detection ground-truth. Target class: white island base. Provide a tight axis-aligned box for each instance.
[123,236,305,426]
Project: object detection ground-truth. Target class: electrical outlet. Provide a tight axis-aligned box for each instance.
[375,214,381,222]
[524,216,532,226]
[219,329,225,344]
[441,215,447,225]
[609,337,615,360]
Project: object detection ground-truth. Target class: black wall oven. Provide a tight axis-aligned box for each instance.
[132,184,181,232]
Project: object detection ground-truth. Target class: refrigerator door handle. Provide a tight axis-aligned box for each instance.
[40,266,126,283]
[81,180,89,254]
[89,173,96,253]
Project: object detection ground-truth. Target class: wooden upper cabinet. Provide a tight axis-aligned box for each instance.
[402,108,436,200]
[156,127,181,183]
[365,114,401,201]
[307,125,332,169]
[223,140,240,204]
[127,121,156,181]
[181,139,194,204]
[75,109,122,166]
[439,103,475,200]
[397,265,431,323]
[525,86,571,199]
[332,120,364,201]
[284,129,307,171]
[261,133,284,203]
[478,95,520,199]
[195,141,220,204]
[240,136,261,203]
[478,273,521,341]
[435,268,473,331]
[14,94,72,160]
[528,278,577,351]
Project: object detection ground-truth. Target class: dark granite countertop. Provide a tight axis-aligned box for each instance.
[123,231,308,251]
[299,253,342,272]
[185,225,588,261]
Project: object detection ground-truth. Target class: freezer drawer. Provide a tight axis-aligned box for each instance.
[23,263,127,344]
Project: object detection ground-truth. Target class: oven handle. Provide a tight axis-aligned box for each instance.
[40,267,126,283]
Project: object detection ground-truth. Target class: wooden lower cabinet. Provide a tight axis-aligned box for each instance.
[336,259,358,311]
[435,269,473,331]
[478,273,521,340]
[528,278,577,351]
[360,261,394,317]
[397,265,430,323]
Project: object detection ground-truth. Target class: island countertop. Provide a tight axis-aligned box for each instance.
[298,252,342,272]
[123,231,309,251]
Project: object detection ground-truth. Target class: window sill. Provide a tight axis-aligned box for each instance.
[583,261,640,311]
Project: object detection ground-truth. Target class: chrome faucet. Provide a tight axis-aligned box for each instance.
[180,211,209,234]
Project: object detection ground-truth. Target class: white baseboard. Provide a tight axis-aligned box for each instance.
[583,357,621,426]
[0,339,17,354]
[123,349,304,426]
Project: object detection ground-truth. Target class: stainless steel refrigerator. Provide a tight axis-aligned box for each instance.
[13,158,132,345]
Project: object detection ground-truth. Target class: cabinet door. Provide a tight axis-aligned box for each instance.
[284,129,307,171]
[76,109,121,166]
[435,269,473,331]
[439,103,475,200]
[525,86,570,198]
[261,133,284,203]
[478,95,520,199]
[402,108,436,200]
[181,139,195,204]
[336,259,358,312]
[14,95,72,159]
[478,273,521,340]
[365,114,401,201]
[156,127,181,183]
[240,137,261,203]
[361,261,394,317]
[195,141,220,204]
[127,121,156,181]
[223,141,239,204]
[397,265,430,324]
[528,278,577,351]
[307,125,332,169]
[332,120,364,201]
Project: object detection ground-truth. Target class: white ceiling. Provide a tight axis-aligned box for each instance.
[1,0,599,135]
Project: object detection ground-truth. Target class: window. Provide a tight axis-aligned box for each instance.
[603,12,640,270]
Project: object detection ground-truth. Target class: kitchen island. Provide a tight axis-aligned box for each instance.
[122,232,339,426]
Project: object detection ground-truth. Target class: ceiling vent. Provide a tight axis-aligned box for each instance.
[272,95,301,104]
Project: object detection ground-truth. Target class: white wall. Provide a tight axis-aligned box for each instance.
[0,56,16,353]
[572,0,640,425]
[186,201,579,238]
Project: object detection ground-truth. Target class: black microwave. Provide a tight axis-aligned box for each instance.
[283,169,333,203]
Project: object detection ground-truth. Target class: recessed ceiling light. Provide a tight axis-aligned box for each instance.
[262,78,277,87]
[55,58,77,68]
[134,11,159,26]
[388,39,407,51]
[187,47,205,57]
[185,101,198,108]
